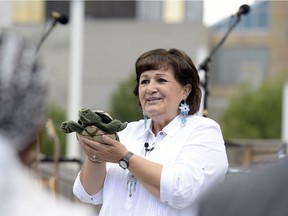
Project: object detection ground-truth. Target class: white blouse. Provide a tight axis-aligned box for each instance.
[73,114,228,216]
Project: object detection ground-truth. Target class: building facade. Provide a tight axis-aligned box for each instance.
[1,0,287,122]
[206,1,288,120]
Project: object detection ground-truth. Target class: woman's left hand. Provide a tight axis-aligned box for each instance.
[81,135,128,163]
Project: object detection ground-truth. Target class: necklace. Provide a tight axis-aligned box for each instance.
[127,172,136,197]
[126,132,159,197]
[126,141,154,197]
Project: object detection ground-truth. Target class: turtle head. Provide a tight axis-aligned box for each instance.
[78,107,98,124]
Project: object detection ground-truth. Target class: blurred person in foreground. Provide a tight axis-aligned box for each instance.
[197,157,288,216]
[0,28,93,216]
[73,48,228,216]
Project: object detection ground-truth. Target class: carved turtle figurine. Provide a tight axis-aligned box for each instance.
[60,107,128,143]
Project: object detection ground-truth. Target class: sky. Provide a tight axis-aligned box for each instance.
[203,0,256,26]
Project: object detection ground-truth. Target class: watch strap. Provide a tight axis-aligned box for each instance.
[119,151,134,169]
[123,151,134,162]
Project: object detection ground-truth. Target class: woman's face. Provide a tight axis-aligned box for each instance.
[138,68,191,123]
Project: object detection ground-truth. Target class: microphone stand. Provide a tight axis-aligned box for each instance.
[36,19,58,53]
[198,15,242,117]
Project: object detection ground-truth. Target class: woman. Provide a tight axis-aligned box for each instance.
[73,48,228,216]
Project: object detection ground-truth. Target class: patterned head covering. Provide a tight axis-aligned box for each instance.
[0,28,47,151]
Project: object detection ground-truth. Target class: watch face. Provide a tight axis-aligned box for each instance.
[119,160,128,169]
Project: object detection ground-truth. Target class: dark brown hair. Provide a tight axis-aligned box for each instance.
[133,48,202,114]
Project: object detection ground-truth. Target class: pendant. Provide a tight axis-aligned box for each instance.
[126,172,137,197]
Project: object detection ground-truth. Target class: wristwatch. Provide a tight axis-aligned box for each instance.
[119,151,134,170]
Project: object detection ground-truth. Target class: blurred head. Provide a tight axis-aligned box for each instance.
[0,28,47,153]
[133,48,201,118]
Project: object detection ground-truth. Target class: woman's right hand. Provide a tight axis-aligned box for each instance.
[78,135,103,163]
[78,135,107,195]
[78,135,128,164]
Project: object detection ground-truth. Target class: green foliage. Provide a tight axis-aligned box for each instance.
[110,73,142,122]
[39,103,67,157]
[220,79,285,139]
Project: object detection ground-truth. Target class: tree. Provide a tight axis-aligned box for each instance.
[109,72,143,122]
[220,78,285,139]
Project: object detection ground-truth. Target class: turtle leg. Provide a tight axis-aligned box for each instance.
[118,121,128,131]
[60,121,84,133]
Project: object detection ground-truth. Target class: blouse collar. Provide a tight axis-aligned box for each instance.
[144,114,187,137]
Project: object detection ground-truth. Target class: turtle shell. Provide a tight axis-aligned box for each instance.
[76,125,119,143]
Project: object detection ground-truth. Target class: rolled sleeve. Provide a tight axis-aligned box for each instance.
[159,117,228,209]
[160,164,206,209]
[73,172,103,205]
[160,165,175,205]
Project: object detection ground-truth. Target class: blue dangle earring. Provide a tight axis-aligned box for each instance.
[143,111,148,129]
[179,100,190,127]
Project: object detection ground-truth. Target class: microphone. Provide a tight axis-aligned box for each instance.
[36,11,69,53]
[51,11,69,25]
[234,4,250,17]
[144,142,154,155]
